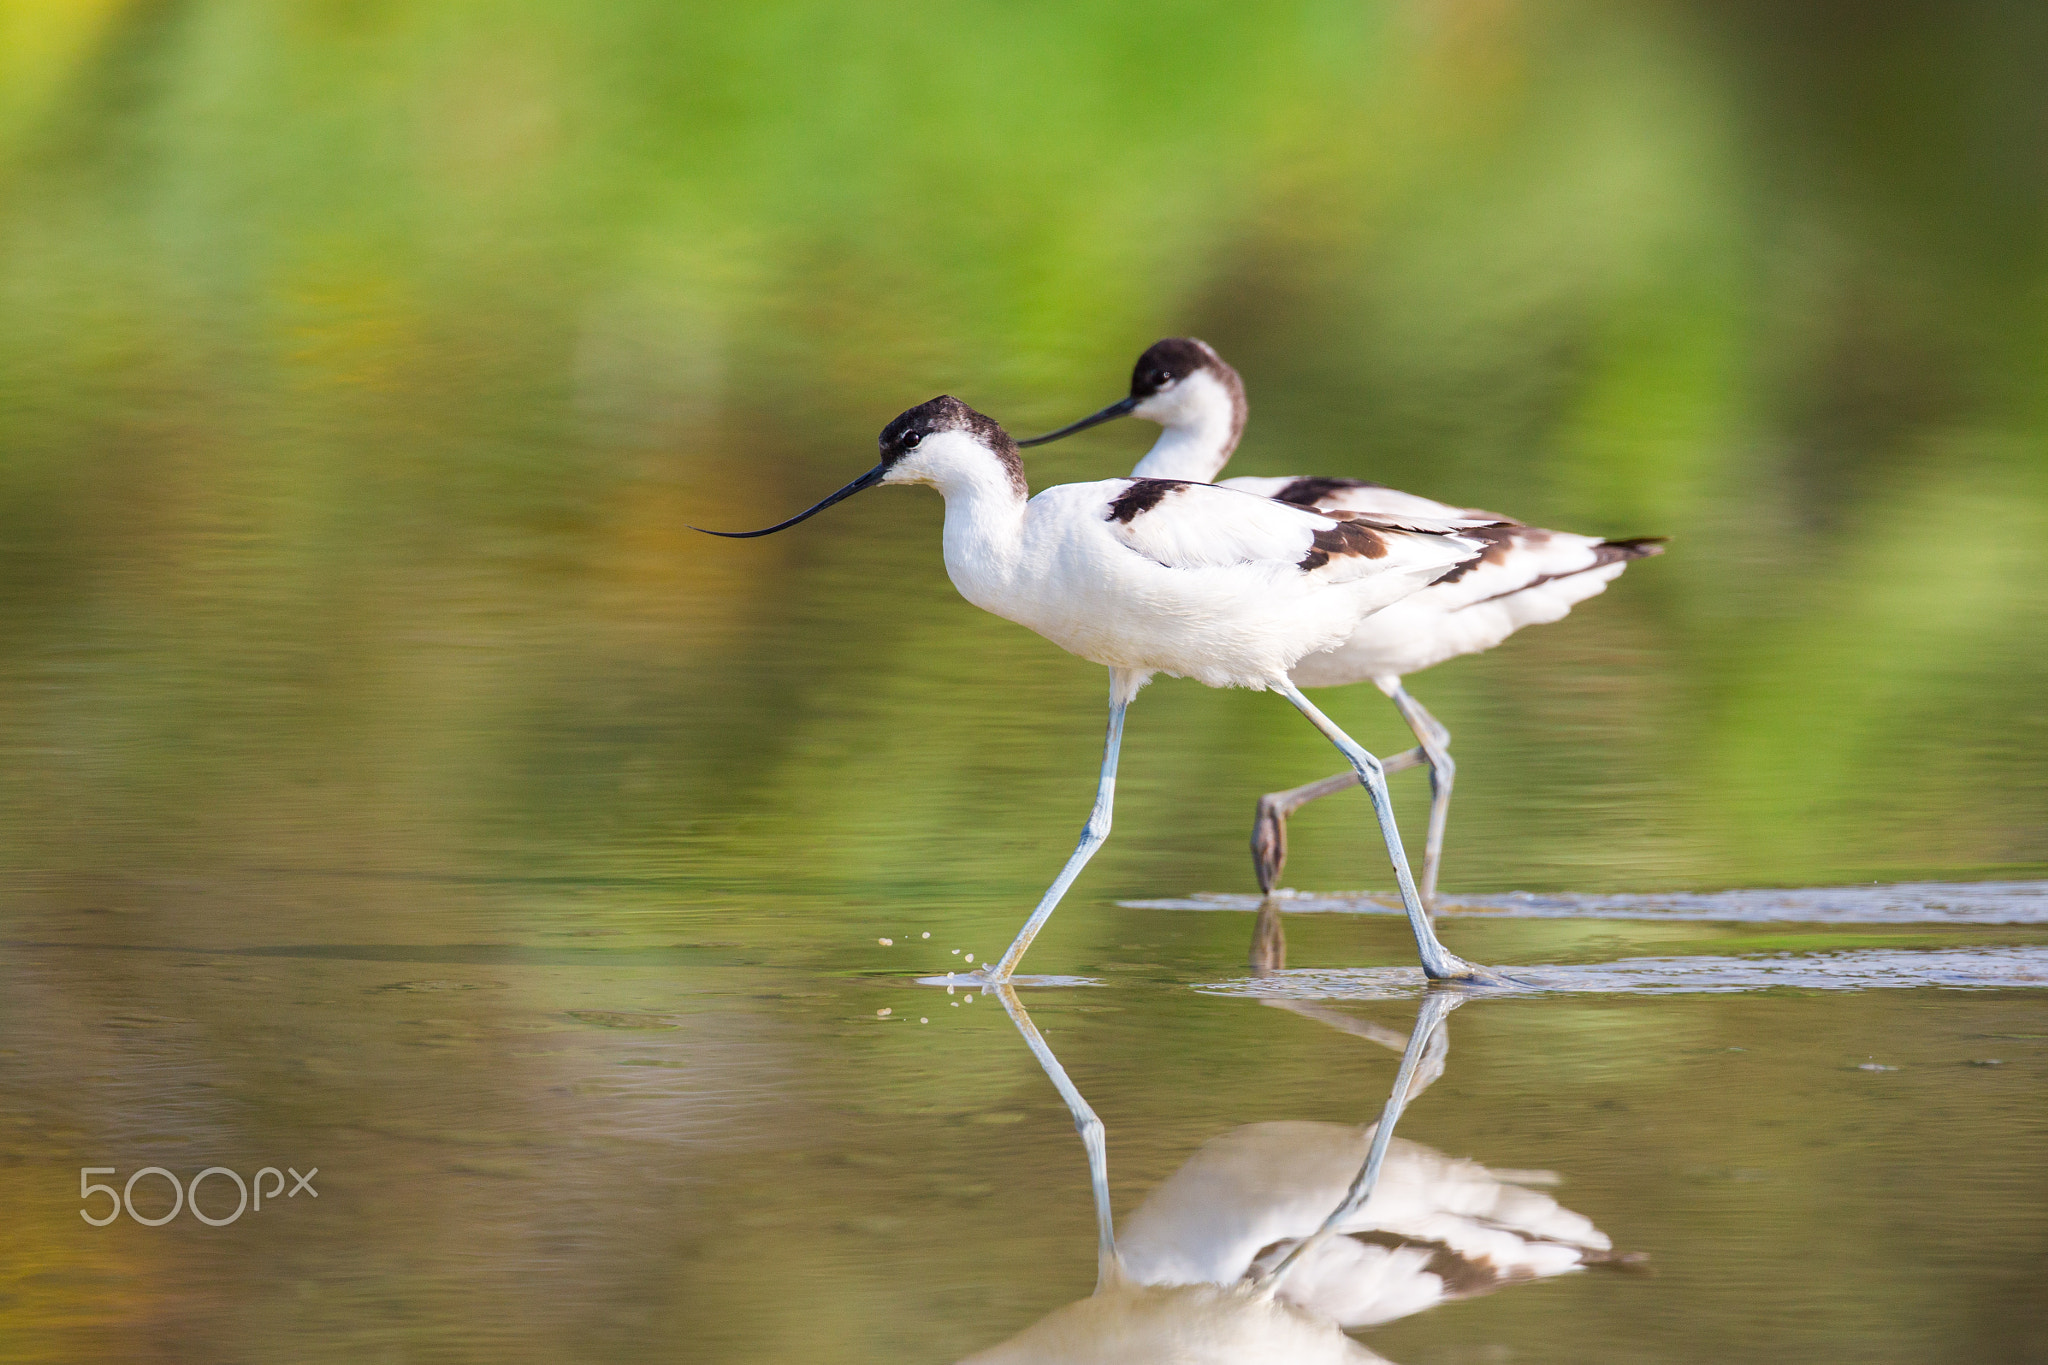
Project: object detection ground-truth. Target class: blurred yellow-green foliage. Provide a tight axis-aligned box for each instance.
[0,0,2043,926]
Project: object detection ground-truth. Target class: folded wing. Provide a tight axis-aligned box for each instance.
[1102,478,1494,585]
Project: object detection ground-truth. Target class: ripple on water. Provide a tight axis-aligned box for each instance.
[1196,945,2048,1000]
[910,973,1103,988]
[1126,880,2048,924]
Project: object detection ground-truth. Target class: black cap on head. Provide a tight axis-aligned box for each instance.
[879,395,1018,463]
[878,395,1026,495]
[1130,337,1230,398]
[692,397,1024,538]
[1015,338,1245,451]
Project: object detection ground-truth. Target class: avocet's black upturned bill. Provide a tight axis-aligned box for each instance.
[697,396,1510,985]
[1023,340,1665,915]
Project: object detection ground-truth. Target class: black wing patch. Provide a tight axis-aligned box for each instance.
[1595,536,1668,561]
[1432,524,1532,585]
[1105,478,1193,523]
[1297,516,1390,570]
[1272,476,1388,507]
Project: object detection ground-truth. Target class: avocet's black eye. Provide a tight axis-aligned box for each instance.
[901,430,923,449]
[1148,370,1175,388]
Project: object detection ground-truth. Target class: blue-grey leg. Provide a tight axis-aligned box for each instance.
[1255,990,1465,1295]
[1269,679,1502,983]
[993,983,1122,1289]
[1264,1000,1420,1060]
[1267,998,1454,1103]
[1250,748,1425,895]
[984,668,1144,983]
[1387,685,1454,912]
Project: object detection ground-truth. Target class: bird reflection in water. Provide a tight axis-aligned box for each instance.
[961,987,1633,1364]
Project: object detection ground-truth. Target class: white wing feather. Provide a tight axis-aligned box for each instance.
[1107,481,1323,569]
[1101,479,1490,584]
[1219,476,1496,524]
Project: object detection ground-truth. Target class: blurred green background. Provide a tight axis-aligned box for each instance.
[2,3,2047,1362]
[3,0,2044,925]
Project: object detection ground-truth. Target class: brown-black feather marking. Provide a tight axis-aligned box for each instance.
[1594,536,1667,561]
[1344,1231,1519,1297]
[1433,523,1527,584]
[1297,516,1390,570]
[1105,477,1193,524]
[1272,476,1389,507]
[1458,535,1666,606]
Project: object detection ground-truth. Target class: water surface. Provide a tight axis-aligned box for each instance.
[2,2,2045,1360]
[6,880,2047,1362]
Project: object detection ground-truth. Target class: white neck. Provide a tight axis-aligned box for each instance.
[1127,370,1242,481]
[894,438,1030,610]
[1130,425,1232,481]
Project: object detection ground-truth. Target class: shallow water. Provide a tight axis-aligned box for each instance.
[6,879,2047,1363]
[1134,880,2048,924]
[1202,941,2048,997]
[4,1,2048,1361]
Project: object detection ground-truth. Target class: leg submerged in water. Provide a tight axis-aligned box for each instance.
[1268,679,1505,984]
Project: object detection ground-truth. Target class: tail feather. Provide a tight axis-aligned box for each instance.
[1461,534,1665,609]
[1594,536,1667,563]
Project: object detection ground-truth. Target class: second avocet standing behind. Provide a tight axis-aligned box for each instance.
[699,396,1507,984]
[1022,339,1664,914]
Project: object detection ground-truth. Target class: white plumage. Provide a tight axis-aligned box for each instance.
[1021,338,1664,907]
[700,395,1507,983]
[1119,1121,1611,1328]
[1218,477,1657,687]
[962,987,1626,1365]
[961,477,1492,691]
[958,1281,1383,1365]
